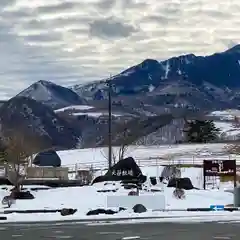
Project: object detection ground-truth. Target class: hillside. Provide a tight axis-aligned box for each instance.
[0,97,82,149]
[2,45,240,148]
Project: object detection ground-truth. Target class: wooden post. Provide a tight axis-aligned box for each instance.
[203,160,206,190]
[234,160,237,188]
[108,79,112,172]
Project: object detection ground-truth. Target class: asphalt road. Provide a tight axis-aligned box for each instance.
[0,221,240,239]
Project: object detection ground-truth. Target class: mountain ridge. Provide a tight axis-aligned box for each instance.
[0,44,240,149]
[16,80,86,109]
[71,45,239,100]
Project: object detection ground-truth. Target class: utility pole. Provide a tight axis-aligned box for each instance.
[108,77,112,171]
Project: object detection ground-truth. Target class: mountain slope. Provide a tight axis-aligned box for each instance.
[16,80,86,109]
[0,97,82,149]
[3,45,240,149]
[72,45,240,110]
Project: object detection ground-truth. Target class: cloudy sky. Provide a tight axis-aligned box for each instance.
[0,0,239,99]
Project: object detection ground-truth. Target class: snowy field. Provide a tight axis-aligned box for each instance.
[1,143,240,223]
[214,121,240,138]
[207,109,240,139]
[209,109,240,120]
[0,165,239,223]
[59,143,239,171]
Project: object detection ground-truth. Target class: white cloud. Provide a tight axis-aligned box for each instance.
[0,0,239,99]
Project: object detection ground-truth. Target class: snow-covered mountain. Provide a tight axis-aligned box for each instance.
[16,80,86,109]
[1,45,240,149]
[72,45,240,110]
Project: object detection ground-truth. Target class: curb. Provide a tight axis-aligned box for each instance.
[0,212,240,225]
[0,214,232,225]
[1,207,240,215]
[0,207,240,224]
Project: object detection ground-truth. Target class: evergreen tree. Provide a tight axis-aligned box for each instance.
[184,120,220,143]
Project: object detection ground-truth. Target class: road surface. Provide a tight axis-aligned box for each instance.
[0,221,240,239]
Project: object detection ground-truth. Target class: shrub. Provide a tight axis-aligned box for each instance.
[173,188,185,199]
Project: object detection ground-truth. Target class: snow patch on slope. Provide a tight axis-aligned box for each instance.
[209,109,240,120]
[72,112,122,117]
[55,105,94,112]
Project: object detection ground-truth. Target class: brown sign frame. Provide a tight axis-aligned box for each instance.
[203,160,236,189]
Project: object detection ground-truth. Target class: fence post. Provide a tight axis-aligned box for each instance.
[75,163,78,176]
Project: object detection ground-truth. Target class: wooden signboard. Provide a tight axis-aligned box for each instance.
[203,160,236,189]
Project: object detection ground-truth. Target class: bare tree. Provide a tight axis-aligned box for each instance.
[99,115,174,164]
[226,143,240,155]
[101,126,131,164]
[233,116,240,128]
[101,142,129,165]
[0,132,45,191]
[117,143,129,162]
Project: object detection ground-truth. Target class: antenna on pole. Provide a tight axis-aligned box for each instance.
[108,75,112,171]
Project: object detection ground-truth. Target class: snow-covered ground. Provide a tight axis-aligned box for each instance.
[59,143,238,171]
[0,180,236,223]
[0,165,238,223]
[207,109,240,139]
[214,121,240,138]
[208,109,240,120]
[1,143,240,223]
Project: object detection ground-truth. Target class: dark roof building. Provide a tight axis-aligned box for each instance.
[33,150,61,167]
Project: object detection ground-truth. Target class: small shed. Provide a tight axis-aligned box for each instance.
[33,150,61,167]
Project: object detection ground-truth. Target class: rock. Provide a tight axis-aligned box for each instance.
[86,208,118,216]
[10,191,34,200]
[128,190,139,196]
[161,166,181,180]
[173,188,185,199]
[122,183,138,190]
[159,177,164,182]
[133,204,147,213]
[1,196,15,208]
[150,177,157,185]
[150,189,162,192]
[119,207,126,211]
[97,189,118,193]
[167,177,194,190]
[60,208,77,216]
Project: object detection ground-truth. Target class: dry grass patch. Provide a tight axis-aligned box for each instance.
[220,175,240,183]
